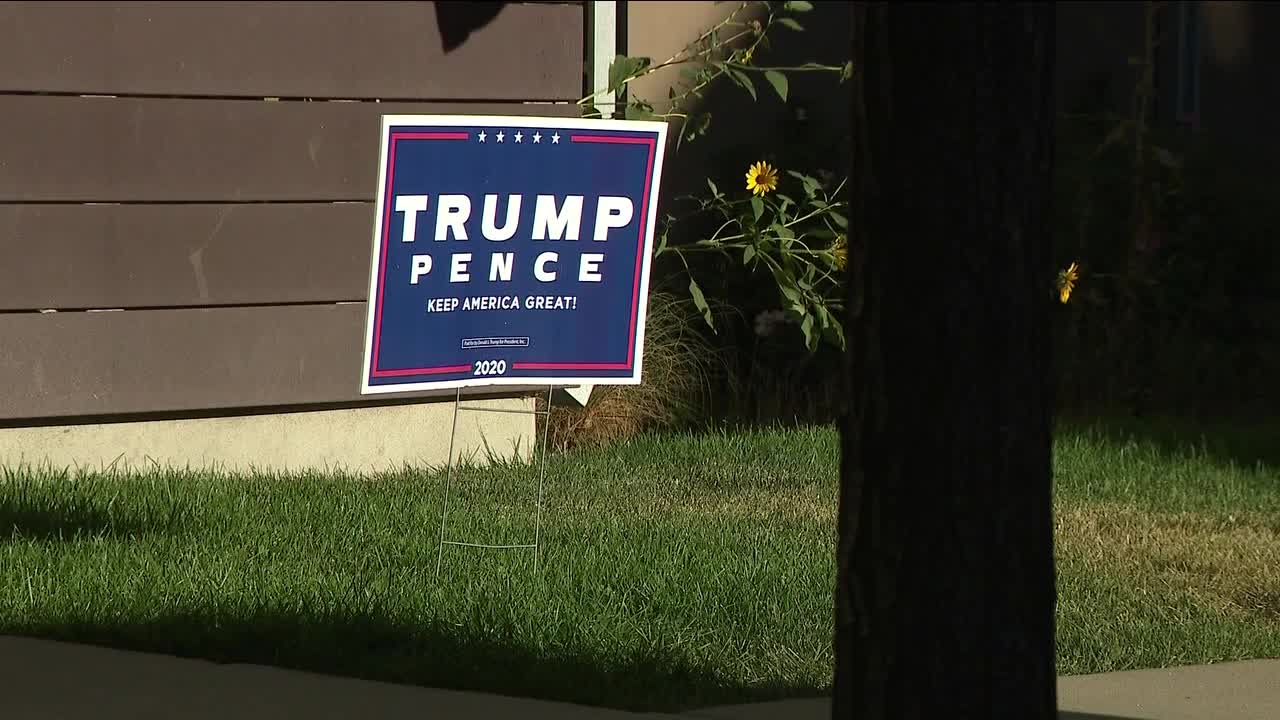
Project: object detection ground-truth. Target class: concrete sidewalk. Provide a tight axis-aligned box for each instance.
[2,634,1277,719]
[682,661,1280,720]
[0,635,677,720]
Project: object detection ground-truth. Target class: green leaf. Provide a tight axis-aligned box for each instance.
[776,17,805,31]
[608,55,651,94]
[725,67,757,100]
[764,70,789,102]
[624,103,655,121]
[694,112,713,135]
[688,279,715,331]
[679,112,712,152]
[706,177,721,198]
[780,284,801,304]
[815,303,830,329]
[655,231,668,256]
[829,211,848,229]
[743,245,756,265]
[688,279,708,310]
[825,317,847,350]
[750,195,764,222]
[769,223,795,240]
[785,0,815,11]
[776,196,792,221]
[788,170,821,197]
[800,313,816,351]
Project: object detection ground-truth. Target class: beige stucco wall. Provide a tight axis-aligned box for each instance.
[626,1,743,116]
[0,396,536,475]
[625,0,850,200]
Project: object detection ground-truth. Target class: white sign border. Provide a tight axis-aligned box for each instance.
[358,114,669,396]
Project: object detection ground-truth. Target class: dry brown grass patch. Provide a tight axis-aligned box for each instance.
[542,293,720,451]
[1056,503,1280,621]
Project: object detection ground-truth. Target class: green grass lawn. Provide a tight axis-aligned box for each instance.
[1,420,1277,712]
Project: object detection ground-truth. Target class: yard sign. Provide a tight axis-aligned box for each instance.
[360,114,669,394]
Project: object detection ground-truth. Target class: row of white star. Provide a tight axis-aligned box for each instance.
[476,130,561,144]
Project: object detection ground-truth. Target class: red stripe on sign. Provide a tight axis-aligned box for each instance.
[370,130,469,379]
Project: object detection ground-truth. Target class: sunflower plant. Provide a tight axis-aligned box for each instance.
[1057,261,1080,304]
[655,160,849,352]
[578,0,852,353]
[580,0,851,141]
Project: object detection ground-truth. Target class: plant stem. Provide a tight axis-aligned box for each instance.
[723,62,847,73]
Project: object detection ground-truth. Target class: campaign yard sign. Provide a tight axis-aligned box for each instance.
[359,115,669,395]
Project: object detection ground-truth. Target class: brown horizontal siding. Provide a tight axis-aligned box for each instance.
[0,1,586,425]
[0,203,379,310]
[0,95,578,202]
[0,303,431,421]
[0,2,583,100]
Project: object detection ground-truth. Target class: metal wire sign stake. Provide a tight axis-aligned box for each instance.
[354,114,669,582]
[434,386,554,578]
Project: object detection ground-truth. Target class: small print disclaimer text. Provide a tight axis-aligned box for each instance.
[461,337,532,350]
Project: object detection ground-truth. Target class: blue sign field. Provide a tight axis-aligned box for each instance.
[359,115,669,394]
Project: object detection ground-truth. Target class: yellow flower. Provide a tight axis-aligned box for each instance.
[831,234,848,271]
[740,47,755,65]
[746,161,779,196]
[1057,261,1080,303]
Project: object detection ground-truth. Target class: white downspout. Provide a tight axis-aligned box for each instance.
[565,1,619,407]
[590,0,619,119]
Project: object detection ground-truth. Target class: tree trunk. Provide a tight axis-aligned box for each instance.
[834,4,1058,719]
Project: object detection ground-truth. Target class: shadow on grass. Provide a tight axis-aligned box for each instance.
[0,499,180,543]
[3,609,823,714]
[684,700,1147,720]
[1058,411,1280,474]
[1058,714,1151,720]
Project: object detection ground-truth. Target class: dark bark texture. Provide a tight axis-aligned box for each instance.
[834,3,1058,719]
